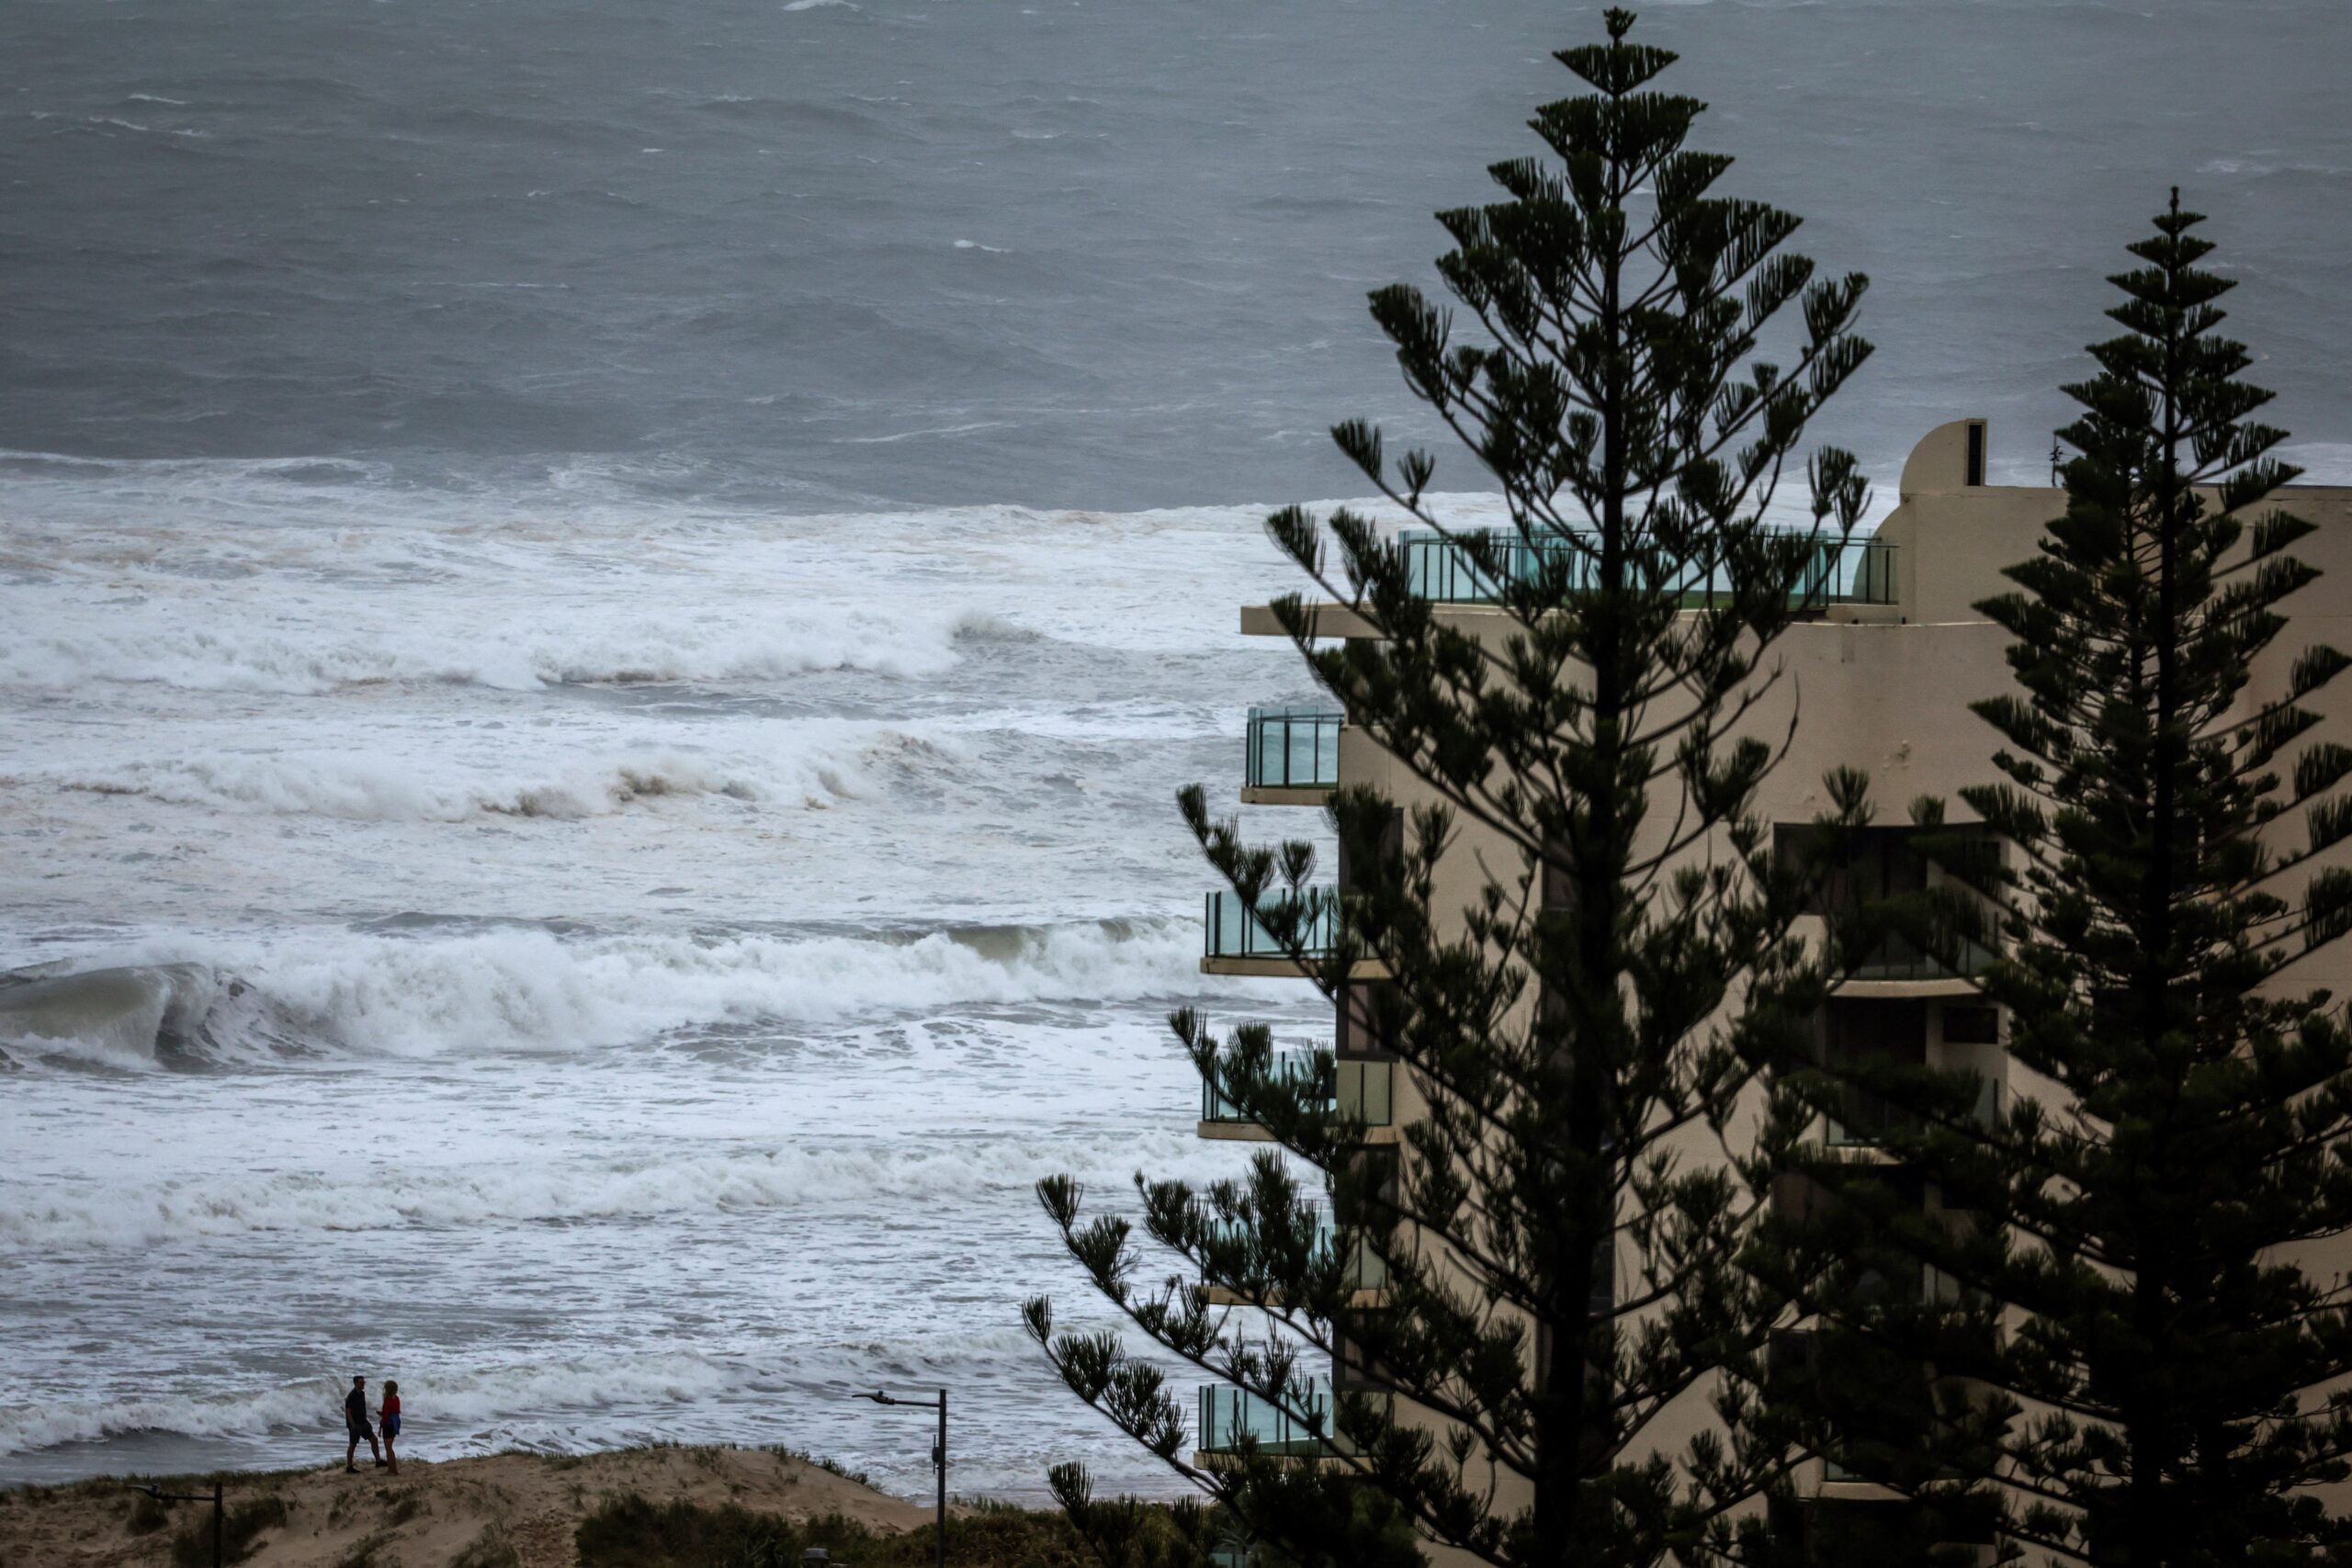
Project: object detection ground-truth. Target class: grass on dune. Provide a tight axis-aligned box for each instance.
[575,1494,1105,1568]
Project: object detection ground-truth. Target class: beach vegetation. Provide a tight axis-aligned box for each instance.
[169,1493,289,1567]
[124,1489,173,1535]
[573,1492,1103,1566]
[452,1523,525,1568]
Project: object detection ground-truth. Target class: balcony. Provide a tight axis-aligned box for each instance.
[1204,1045,1329,1122]
[1201,1050,1394,1142]
[1399,527,1897,610]
[1196,1377,1348,1462]
[1202,1204,1389,1304]
[1844,931,1997,990]
[1202,887,1386,978]
[1244,706,1341,805]
[1826,1076,2003,1151]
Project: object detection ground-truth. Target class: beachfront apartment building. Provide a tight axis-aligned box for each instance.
[1189,419,2352,1562]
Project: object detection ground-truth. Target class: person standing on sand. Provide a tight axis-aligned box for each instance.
[344,1374,384,1472]
[379,1380,401,1475]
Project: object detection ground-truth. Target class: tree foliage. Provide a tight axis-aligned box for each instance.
[1798,195,2352,1567]
[1026,11,1874,1564]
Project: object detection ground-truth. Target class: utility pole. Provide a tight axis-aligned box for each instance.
[858,1387,947,1568]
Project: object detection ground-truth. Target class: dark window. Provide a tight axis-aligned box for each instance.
[1808,1500,1937,1562]
[1941,1005,1999,1045]
[1824,999,1928,1145]
[1776,825,1932,913]
[1774,824,1994,980]
[1336,806,1404,893]
[1966,422,1985,486]
[1336,980,1399,1061]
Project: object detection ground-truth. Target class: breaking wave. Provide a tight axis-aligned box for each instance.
[0,916,1202,1067]
[28,748,857,822]
[0,1350,743,1458]
[0,604,971,695]
[0,1127,1209,1252]
[0,1325,1081,1463]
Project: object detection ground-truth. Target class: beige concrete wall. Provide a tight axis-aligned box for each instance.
[1225,418,2352,1552]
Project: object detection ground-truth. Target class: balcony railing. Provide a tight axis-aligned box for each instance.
[1204,1047,1331,1122]
[1826,1076,2003,1148]
[1203,1205,1389,1293]
[1198,1377,1346,1459]
[1203,1051,1393,1128]
[1846,931,1998,983]
[1204,888,1340,961]
[1246,706,1342,791]
[1400,527,1896,609]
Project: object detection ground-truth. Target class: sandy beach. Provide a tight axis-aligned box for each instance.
[0,1445,949,1568]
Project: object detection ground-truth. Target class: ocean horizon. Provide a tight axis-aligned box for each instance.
[6,0,2352,1504]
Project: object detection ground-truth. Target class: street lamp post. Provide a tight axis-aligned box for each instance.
[857,1387,946,1568]
[126,1481,223,1568]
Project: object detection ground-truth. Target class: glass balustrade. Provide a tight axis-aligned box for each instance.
[1826,1075,2003,1148]
[1203,1047,1331,1122]
[1204,888,1340,960]
[1197,1377,1344,1459]
[1847,930,1998,981]
[1245,706,1342,791]
[1202,1205,1388,1293]
[1400,527,1897,608]
[1201,1051,1392,1129]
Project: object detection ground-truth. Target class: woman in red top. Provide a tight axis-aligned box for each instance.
[379,1382,402,1475]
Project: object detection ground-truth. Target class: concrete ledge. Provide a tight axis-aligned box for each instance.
[1196,1120,1401,1146]
[1200,956,1392,980]
[1240,784,1334,807]
[1818,1142,1902,1166]
[1205,1286,1389,1310]
[1240,603,1377,638]
[1192,1449,1351,1473]
[1243,601,1912,637]
[1831,976,1985,999]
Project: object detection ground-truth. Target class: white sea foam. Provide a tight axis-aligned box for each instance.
[0,1127,1208,1251]
[6,917,1203,1063]
[0,1351,742,1458]
[29,747,842,822]
[0,603,967,694]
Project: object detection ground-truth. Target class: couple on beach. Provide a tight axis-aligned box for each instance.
[343,1374,402,1475]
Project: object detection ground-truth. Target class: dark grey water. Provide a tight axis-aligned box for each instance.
[5,0,2349,1502]
[6,0,2348,510]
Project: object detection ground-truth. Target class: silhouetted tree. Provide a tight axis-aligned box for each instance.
[1798,194,2352,1568]
[1025,10,1876,1563]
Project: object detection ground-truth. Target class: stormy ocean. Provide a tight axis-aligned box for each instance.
[4,0,2349,1501]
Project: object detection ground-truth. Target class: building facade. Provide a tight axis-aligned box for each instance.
[1191,419,2352,1561]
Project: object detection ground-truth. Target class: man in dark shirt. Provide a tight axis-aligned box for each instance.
[344,1374,383,1472]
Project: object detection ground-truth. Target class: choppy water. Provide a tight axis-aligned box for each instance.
[4,0,2350,1504]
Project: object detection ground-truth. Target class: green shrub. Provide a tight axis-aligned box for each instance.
[576,1494,795,1568]
[574,1493,1103,1568]
[768,1445,873,1489]
[170,1495,289,1567]
[125,1491,173,1535]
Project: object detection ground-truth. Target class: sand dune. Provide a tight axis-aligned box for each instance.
[0,1445,937,1568]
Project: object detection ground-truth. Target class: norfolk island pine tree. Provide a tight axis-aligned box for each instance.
[1774,196,2352,1567]
[1022,12,1887,1565]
